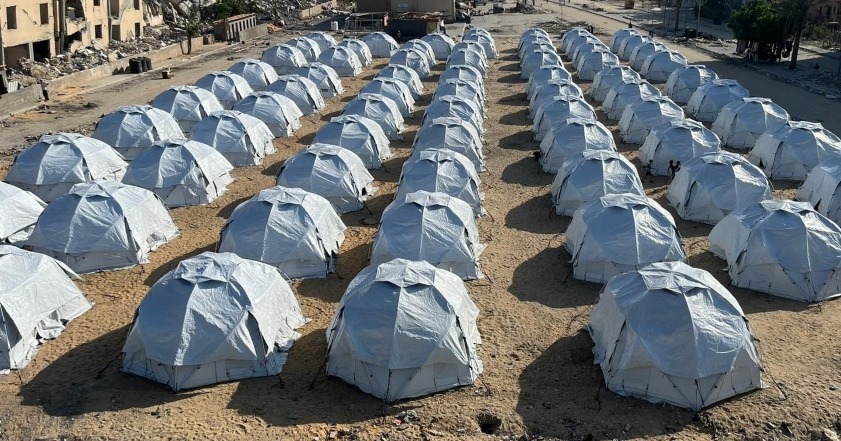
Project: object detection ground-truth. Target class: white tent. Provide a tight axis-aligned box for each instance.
[232,91,304,138]
[588,261,763,410]
[432,78,486,112]
[359,78,415,118]
[565,193,687,283]
[195,71,254,109]
[121,251,308,391]
[266,74,326,115]
[0,246,91,374]
[376,63,425,99]
[362,32,399,58]
[590,65,640,103]
[325,258,482,402]
[608,28,639,53]
[440,64,485,88]
[618,35,651,61]
[667,152,772,224]
[92,105,184,160]
[293,62,344,98]
[797,159,841,224]
[709,200,841,302]
[317,46,363,77]
[629,42,668,71]
[261,44,307,75]
[218,186,346,279]
[424,95,485,138]
[229,58,279,91]
[305,31,338,51]
[447,48,489,77]
[518,40,556,61]
[639,119,722,175]
[463,31,498,58]
[343,93,406,141]
[151,85,225,133]
[371,191,485,279]
[413,117,485,172]
[312,114,391,169]
[0,182,45,245]
[395,149,484,217]
[526,65,572,100]
[687,79,750,122]
[618,96,685,144]
[390,48,432,79]
[603,78,661,120]
[561,28,590,53]
[539,117,617,173]
[5,133,128,202]
[641,50,688,83]
[566,35,599,58]
[400,39,437,65]
[276,143,377,213]
[529,79,584,119]
[421,33,456,60]
[286,36,321,61]
[121,138,235,207]
[190,110,276,167]
[575,49,619,81]
[26,181,179,274]
[337,38,373,66]
[572,41,610,69]
[521,27,550,44]
[711,97,790,149]
[552,150,644,216]
[665,64,718,104]
[452,40,488,61]
[533,96,597,141]
[748,121,841,180]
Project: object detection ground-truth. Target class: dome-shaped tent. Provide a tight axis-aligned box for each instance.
[686,79,750,122]
[526,65,572,101]
[121,139,234,207]
[266,74,326,115]
[590,65,640,103]
[359,78,415,118]
[575,49,619,81]
[603,78,661,120]
[5,133,128,202]
[588,261,763,410]
[305,31,338,51]
[518,40,556,61]
[424,95,485,138]
[432,78,486,112]
[561,28,590,53]
[629,41,668,71]
[533,95,597,141]
[667,152,772,224]
[0,182,45,245]
[640,50,688,83]
[711,97,789,149]
[413,117,485,172]
[293,62,344,98]
[26,181,179,274]
[665,64,718,104]
[317,46,363,77]
[229,58,279,91]
[361,32,398,58]
[195,71,254,109]
[371,191,485,279]
[709,200,841,302]
[376,63,425,99]
[151,85,225,133]
[447,48,489,77]
[609,28,639,53]
[572,41,610,68]
[389,48,432,79]
[261,44,307,75]
[440,64,485,87]
[337,38,373,66]
[92,105,184,160]
[325,258,482,402]
[565,35,598,58]
[539,117,616,173]
[0,246,91,373]
[276,143,377,213]
[528,79,584,119]
[463,31,497,58]
[748,121,841,180]
[797,159,841,224]
[232,91,304,138]
[395,149,484,217]
[639,119,722,175]
[552,150,644,216]
[190,110,276,167]
[618,96,685,144]
[618,34,651,61]
[342,93,406,141]
[565,194,687,283]
[286,36,321,61]
[399,39,436,65]
[218,186,346,279]
[421,32,456,60]
[452,40,488,61]
[312,114,391,169]
[121,251,308,391]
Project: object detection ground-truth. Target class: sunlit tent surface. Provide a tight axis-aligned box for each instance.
[92,105,184,160]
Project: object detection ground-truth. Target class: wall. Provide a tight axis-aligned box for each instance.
[0,2,56,56]
[356,0,390,13]
[111,0,144,41]
[298,1,338,19]
[390,0,454,19]
[237,23,269,42]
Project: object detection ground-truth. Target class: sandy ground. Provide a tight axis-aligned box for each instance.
[1,13,841,441]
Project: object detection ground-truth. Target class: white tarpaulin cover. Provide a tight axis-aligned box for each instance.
[121,138,234,207]
[362,32,398,58]
[561,28,590,53]
[293,62,344,98]
[5,133,128,202]
[261,44,307,75]
[526,65,572,100]
[195,71,254,109]
[93,105,184,160]
[312,114,391,169]
[687,79,750,122]
[432,79,486,113]
[665,64,718,104]
[588,261,763,410]
[712,97,789,149]
[376,64,425,99]
[565,35,598,58]
[326,258,482,402]
[463,31,497,58]
[452,40,488,61]
[797,159,841,224]
[629,42,668,71]
[518,40,555,61]
[533,96,597,141]
[413,117,485,172]
[590,65,640,103]
[421,33,456,60]
[576,49,619,81]
[306,31,338,51]
[0,246,91,374]
[371,191,486,279]
[121,251,308,391]
[440,64,485,88]
[748,121,841,180]
[190,110,276,167]
[565,193,687,283]
[529,79,584,119]
[709,200,841,302]
[267,74,326,115]
[618,96,685,144]
[572,41,610,69]
[641,50,688,83]
[218,186,346,279]
[640,119,722,175]
[343,93,406,141]
[609,28,639,53]
[26,181,179,274]
[424,95,485,138]
[232,91,304,138]
[521,50,563,80]
[603,79,661,120]
[286,36,321,62]
[229,58,279,91]
[276,143,377,213]
[317,46,363,77]
[447,48,489,77]
[400,40,436,66]
[151,85,225,133]
[390,48,432,79]
[0,182,45,245]
[359,78,415,118]
[539,117,616,173]
[618,35,651,61]
[395,148,484,217]
[552,150,644,216]
[337,38,373,66]
[667,152,772,224]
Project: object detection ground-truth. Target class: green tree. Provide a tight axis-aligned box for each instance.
[727,0,785,42]
[214,0,257,19]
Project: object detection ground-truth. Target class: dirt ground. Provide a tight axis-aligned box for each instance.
[1,13,841,441]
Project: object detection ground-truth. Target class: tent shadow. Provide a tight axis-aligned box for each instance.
[18,325,199,417]
[498,129,537,151]
[370,154,408,183]
[504,193,566,234]
[500,156,552,187]
[144,243,216,286]
[499,108,529,126]
[216,195,251,219]
[498,63,521,72]
[261,156,286,177]
[295,242,371,303]
[510,246,601,308]
[320,109,343,122]
[497,72,525,84]
[496,93,527,106]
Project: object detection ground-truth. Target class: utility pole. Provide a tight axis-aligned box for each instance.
[696,0,703,33]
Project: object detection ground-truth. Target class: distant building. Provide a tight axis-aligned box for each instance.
[356,0,456,21]
[809,0,840,23]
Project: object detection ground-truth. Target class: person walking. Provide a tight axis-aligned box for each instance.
[643,160,654,183]
[39,79,50,101]
[667,160,676,176]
